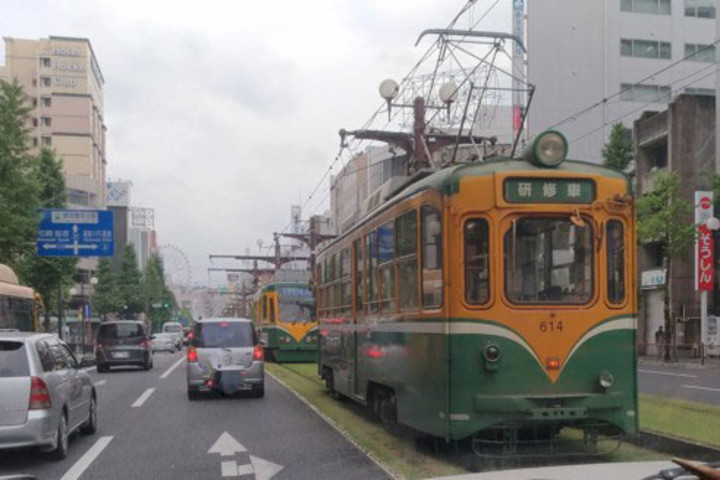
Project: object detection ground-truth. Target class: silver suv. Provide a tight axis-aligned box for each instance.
[186,318,264,399]
[0,332,97,459]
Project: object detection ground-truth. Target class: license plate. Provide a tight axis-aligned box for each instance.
[113,352,129,359]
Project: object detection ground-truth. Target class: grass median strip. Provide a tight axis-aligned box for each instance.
[640,393,720,447]
[266,363,465,479]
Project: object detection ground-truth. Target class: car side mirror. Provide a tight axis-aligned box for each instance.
[80,357,96,368]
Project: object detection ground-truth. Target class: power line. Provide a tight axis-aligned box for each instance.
[570,64,718,145]
[548,40,720,131]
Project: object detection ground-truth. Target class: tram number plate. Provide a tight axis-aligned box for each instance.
[540,321,563,333]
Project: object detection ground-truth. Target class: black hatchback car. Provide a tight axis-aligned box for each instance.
[95,321,153,372]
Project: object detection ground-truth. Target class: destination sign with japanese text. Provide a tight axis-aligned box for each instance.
[504,178,595,204]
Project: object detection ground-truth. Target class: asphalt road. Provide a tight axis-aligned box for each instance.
[0,350,387,480]
[639,360,720,404]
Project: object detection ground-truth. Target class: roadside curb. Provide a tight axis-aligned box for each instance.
[266,369,398,480]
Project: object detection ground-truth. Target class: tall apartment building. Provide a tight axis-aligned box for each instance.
[0,36,107,209]
[526,0,716,163]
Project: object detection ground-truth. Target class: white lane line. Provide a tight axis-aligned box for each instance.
[683,384,720,393]
[638,369,698,378]
[93,380,106,387]
[60,436,113,480]
[160,356,186,379]
[131,388,155,408]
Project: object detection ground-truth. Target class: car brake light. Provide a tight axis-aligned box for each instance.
[29,376,51,410]
[141,339,150,350]
[546,357,561,371]
[188,346,198,363]
[253,344,264,361]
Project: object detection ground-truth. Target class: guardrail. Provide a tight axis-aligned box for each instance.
[638,342,720,366]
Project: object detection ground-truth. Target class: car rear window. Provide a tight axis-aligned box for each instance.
[98,323,145,339]
[194,322,255,348]
[0,341,30,378]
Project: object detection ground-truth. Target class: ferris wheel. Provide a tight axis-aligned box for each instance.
[158,244,192,292]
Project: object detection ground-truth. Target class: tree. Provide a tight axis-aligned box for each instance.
[142,255,168,330]
[602,123,634,174]
[637,171,696,360]
[17,148,77,331]
[93,258,121,316]
[117,245,144,318]
[0,79,40,266]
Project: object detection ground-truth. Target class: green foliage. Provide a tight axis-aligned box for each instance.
[16,148,77,329]
[710,173,720,214]
[143,255,171,330]
[93,258,121,316]
[0,79,40,265]
[602,123,634,173]
[636,171,695,259]
[117,245,144,318]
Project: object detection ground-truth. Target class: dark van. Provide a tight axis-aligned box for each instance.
[95,321,153,372]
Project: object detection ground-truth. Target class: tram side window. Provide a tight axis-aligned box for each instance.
[366,231,378,314]
[340,248,352,316]
[262,296,268,322]
[464,219,490,305]
[378,222,396,312]
[269,296,276,322]
[396,210,419,311]
[421,206,443,308]
[607,221,626,304]
[354,240,364,313]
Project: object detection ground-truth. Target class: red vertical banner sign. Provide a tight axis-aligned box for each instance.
[698,224,714,291]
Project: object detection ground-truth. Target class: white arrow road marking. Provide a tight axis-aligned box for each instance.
[60,436,113,480]
[131,388,155,407]
[160,356,186,379]
[250,455,284,480]
[93,379,106,387]
[208,432,247,457]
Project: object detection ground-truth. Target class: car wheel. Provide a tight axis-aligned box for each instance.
[49,413,69,460]
[252,386,264,398]
[188,389,200,401]
[80,396,97,435]
[143,357,151,371]
[97,363,108,373]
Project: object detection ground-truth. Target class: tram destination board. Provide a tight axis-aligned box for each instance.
[504,178,595,204]
[37,209,114,257]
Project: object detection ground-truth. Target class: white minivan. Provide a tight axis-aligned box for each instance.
[161,322,184,350]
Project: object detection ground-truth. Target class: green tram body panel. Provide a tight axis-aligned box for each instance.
[259,324,319,363]
[320,317,637,441]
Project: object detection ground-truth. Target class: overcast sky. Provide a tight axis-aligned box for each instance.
[1,0,509,286]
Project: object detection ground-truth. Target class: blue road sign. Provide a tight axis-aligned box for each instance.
[37,210,114,257]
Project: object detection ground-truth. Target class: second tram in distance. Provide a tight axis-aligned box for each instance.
[316,131,637,456]
[254,281,318,362]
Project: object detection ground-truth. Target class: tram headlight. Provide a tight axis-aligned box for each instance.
[598,371,614,390]
[523,130,568,168]
[483,344,501,363]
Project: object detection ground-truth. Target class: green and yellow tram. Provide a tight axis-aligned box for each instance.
[316,131,636,456]
[254,282,318,362]
[0,263,43,332]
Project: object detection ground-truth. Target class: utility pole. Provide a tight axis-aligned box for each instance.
[275,216,336,286]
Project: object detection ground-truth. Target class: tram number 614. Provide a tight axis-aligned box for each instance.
[540,321,563,333]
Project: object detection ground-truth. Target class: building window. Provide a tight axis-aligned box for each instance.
[31,98,38,107]
[40,77,51,87]
[31,118,38,127]
[41,97,51,107]
[41,117,51,127]
[620,83,672,103]
[621,0,671,14]
[685,0,715,18]
[620,38,671,59]
[40,57,51,68]
[41,136,51,146]
[685,87,716,96]
[32,138,39,148]
[684,43,716,62]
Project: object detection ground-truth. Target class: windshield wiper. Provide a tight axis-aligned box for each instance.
[643,459,720,480]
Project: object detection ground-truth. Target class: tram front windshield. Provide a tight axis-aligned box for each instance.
[505,217,593,304]
[278,287,314,323]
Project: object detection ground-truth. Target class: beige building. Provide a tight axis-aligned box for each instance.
[0,36,107,209]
